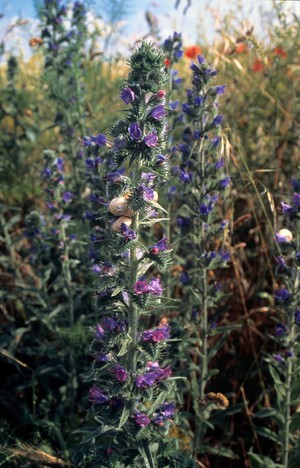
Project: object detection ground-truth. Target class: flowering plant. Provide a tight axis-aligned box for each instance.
[77,42,195,467]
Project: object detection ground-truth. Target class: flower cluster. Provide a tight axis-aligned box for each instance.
[82,43,180,466]
[165,53,231,456]
[162,31,184,67]
[272,177,300,363]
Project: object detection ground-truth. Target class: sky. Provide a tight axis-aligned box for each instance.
[0,0,299,59]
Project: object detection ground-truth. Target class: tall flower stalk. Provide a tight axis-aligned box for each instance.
[38,0,88,195]
[252,178,300,467]
[78,42,195,468]
[168,54,233,459]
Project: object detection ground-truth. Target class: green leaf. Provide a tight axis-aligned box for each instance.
[111,285,125,296]
[197,444,236,459]
[117,335,132,356]
[253,408,279,419]
[148,391,166,416]
[248,452,284,467]
[253,426,282,444]
[137,440,155,468]
[148,199,168,213]
[118,406,131,428]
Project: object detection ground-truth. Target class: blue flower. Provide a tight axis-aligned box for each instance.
[121,87,135,104]
[274,287,291,304]
[128,122,142,140]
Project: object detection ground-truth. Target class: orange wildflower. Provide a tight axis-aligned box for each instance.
[184,45,203,59]
[235,43,247,54]
[274,46,287,58]
[29,37,43,47]
[252,58,265,73]
[164,58,170,67]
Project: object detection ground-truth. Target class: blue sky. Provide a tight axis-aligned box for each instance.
[0,0,299,60]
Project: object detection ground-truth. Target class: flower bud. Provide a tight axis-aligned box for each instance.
[112,216,132,232]
[109,197,135,217]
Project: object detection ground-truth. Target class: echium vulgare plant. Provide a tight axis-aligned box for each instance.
[76,42,195,468]
[168,55,235,460]
[38,0,88,195]
[250,176,300,468]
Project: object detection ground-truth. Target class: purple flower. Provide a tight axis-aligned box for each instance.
[156,154,167,163]
[85,158,95,169]
[138,183,154,201]
[194,95,205,106]
[273,353,285,364]
[94,324,105,339]
[141,324,170,343]
[200,201,215,217]
[121,87,135,104]
[274,288,291,304]
[53,157,64,171]
[291,178,300,192]
[274,322,288,337]
[88,385,109,404]
[169,100,179,110]
[180,271,190,285]
[212,115,224,127]
[136,364,171,389]
[167,185,177,201]
[280,202,294,216]
[214,85,226,95]
[41,167,52,178]
[144,131,158,147]
[197,55,206,64]
[134,411,150,427]
[91,134,107,146]
[215,159,224,170]
[172,70,183,86]
[152,402,176,425]
[218,175,230,189]
[295,310,300,326]
[149,237,168,255]
[275,256,289,274]
[120,223,137,241]
[177,215,191,228]
[180,168,193,183]
[150,105,166,120]
[102,317,118,331]
[134,280,150,295]
[113,365,128,383]
[62,191,73,203]
[182,103,191,115]
[148,277,163,296]
[129,122,142,140]
[142,172,156,182]
[292,193,300,207]
[211,136,221,149]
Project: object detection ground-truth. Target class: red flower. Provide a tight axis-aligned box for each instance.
[184,45,203,59]
[164,58,170,67]
[235,43,247,54]
[274,46,287,58]
[252,58,265,73]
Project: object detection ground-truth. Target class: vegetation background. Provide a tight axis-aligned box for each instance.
[0,0,299,466]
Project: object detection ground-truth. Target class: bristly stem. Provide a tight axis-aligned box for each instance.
[127,159,140,373]
[193,138,208,457]
[282,224,299,466]
[60,218,78,409]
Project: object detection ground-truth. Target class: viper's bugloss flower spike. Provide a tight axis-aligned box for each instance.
[267,177,300,466]
[81,41,183,466]
[167,49,232,458]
